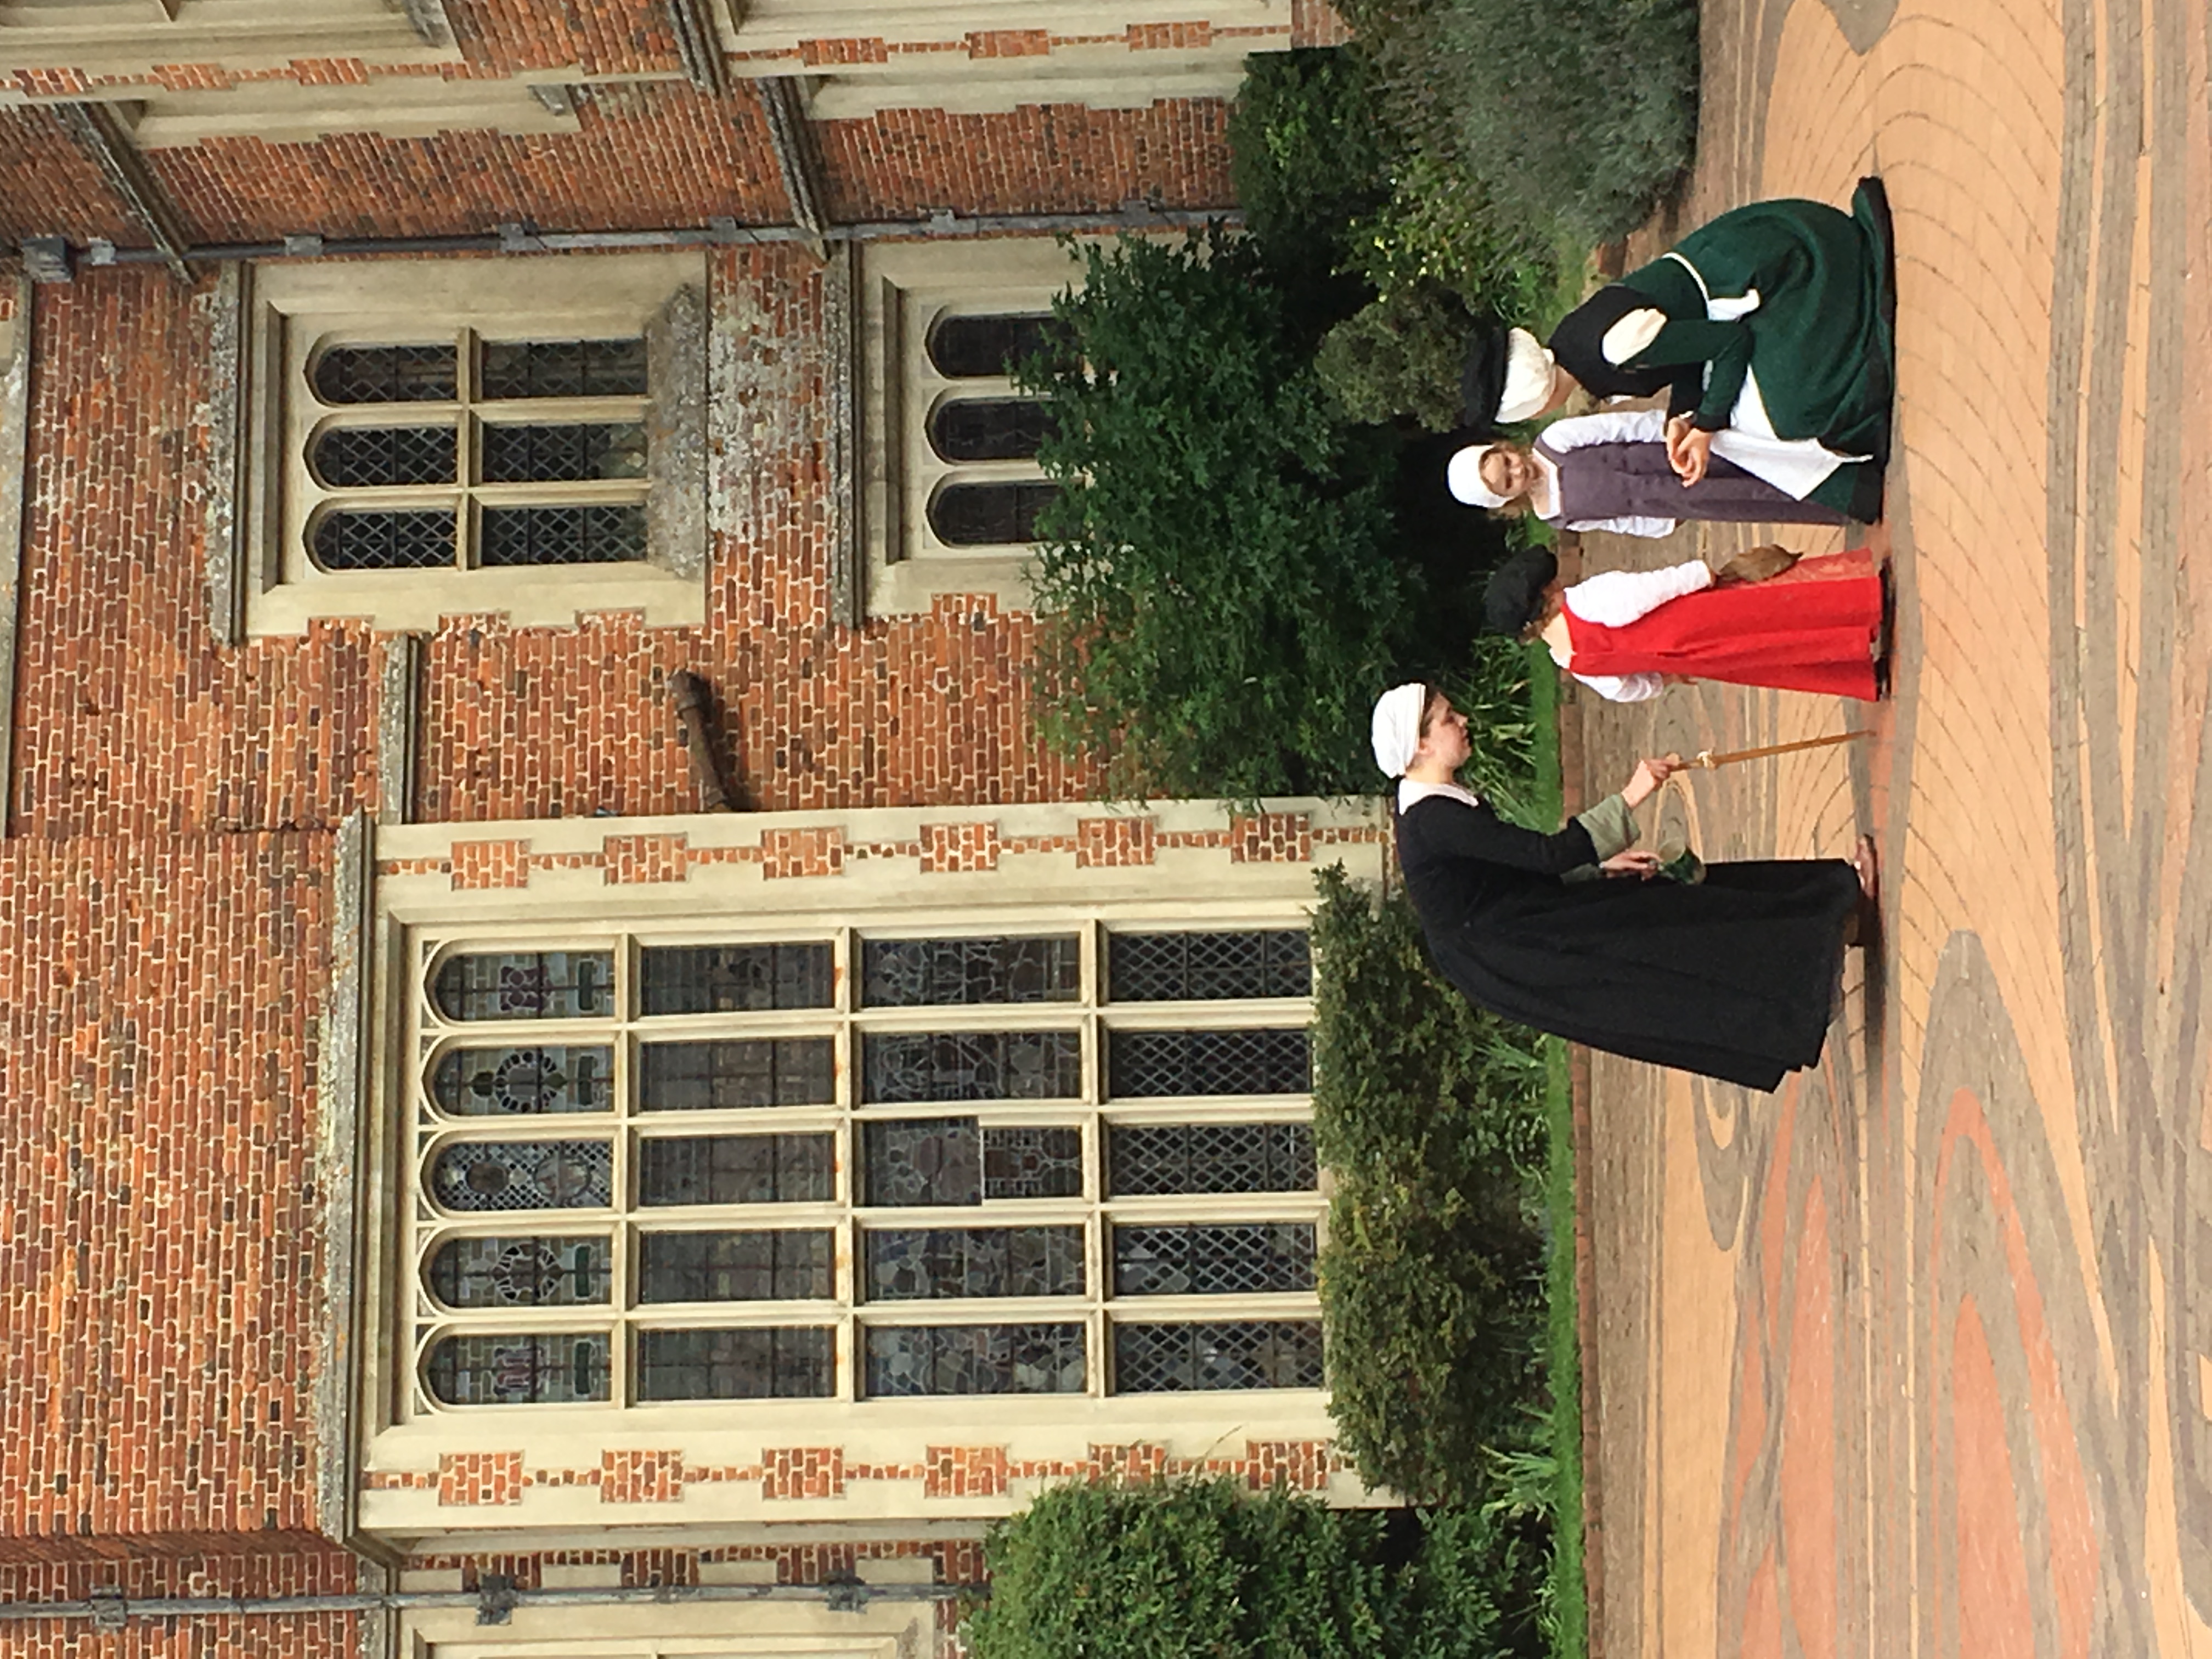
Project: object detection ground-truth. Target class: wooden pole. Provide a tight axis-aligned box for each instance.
[1691,730,1871,769]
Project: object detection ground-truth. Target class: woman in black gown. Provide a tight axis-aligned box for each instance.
[1371,682,1875,1091]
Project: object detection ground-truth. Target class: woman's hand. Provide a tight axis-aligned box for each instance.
[1600,850,1662,878]
[1621,753,1685,808]
[1666,420,1714,486]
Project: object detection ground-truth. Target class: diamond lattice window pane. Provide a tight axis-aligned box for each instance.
[430,1045,613,1115]
[927,398,1056,462]
[861,936,1080,1007]
[481,421,648,483]
[1111,1321,1324,1393]
[310,423,458,487]
[1107,1028,1311,1098]
[636,1133,835,1206]
[639,944,833,1015]
[425,1332,611,1404]
[479,504,645,567]
[1107,931,1312,1002]
[635,1327,834,1400]
[1111,1223,1315,1296]
[311,506,456,571]
[639,1039,834,1110]
[925,314,1070,379]
[433,951,614,1022]
[864,1226,1085,1301]
[1107,1122,1315,1196]
[864,1323,1086,1396]
[860,1120,1084,1206]
[637,1229,834,1302]
[927,482,1056,547]
[313,343,458,404]
[429,1139,613,1212]
[480,337,649,399]
[860,1031,1082,1103]
[426,1234,612,1308]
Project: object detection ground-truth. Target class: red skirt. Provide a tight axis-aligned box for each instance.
[1564,550,1882,701]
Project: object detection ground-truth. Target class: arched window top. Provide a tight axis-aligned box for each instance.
[926,397,1056,464]
[926,313,1069,380]
[927,481,1057,547]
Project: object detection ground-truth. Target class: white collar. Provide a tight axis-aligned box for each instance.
[1397,777,1483,812]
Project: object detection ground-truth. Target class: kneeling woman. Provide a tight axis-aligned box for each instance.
[1374,683,1874,1092]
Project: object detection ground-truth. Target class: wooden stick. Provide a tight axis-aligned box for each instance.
[1691,730,1871,769]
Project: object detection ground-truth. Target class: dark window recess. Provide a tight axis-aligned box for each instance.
[925,313,1071,380]
[1112,1321,1324,1393]
[313,342,457,404]
[860,1030,1082,1103]
[861,1120,1083,1206]
[481,421,647,483]
[1108,930,1312,1002]
[864,1323,1086,1397]
[639,944,834,1015]
[433,951,614,1022]
[636,1133,835,1206]
[431,1045,613,1115]
[479,337,649,400]
[311,506,455,572]
[926,398,1056,463]
[861,935,1080,1008]
[479,504,645,567]
[635,1327,834,1400]
[1107,1028,1311,1099]
[1111,1223,1316,1296]
[427,1235,611,1308]
[637,1229,835,1302]
[425,1332,611,1405]
[928,482,1056,547]
[310,423,457,488]
[639,1039,835,1111]
[1108,1122,1316,1197]
[430,1139,613,1212]
[864,1226,1085,1301]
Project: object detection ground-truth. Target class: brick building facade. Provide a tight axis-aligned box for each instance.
[0,3,1378,1655]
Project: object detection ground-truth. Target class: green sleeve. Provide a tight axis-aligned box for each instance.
[1561,794,1639,883]
[1628,318,1753,431]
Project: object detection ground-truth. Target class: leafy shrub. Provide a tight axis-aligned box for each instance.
[1316,281,1474,432]
[1345,148,1565,326]
[1229,47,1395,278]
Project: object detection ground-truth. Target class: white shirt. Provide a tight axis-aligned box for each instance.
[1533,407,1678,539]
[1553,558,1716,703]
[1396,777,1483,814]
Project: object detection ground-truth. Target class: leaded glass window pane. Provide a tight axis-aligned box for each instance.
[636,1133,834,1206]
[433,951,614,1022]
[430,1139,613,1212]
[861,935,1080,1007]
[639,1039,835,1110]
[864,1226,1085,1301]
[311,423,458,487]
[928,481,1055,546]
[481,421,648,483]
[427,1234,612,1308]
[636,1327,833,1400]
[926,313,1066,380]
[425,1332,611,1404]
[637,1229,834,1302]
[313,343,457,404]
[864,1323,1086,1396]
[1112,1223,1316,1296]
[480,504,645,566]
[1112,1321,1324,1393]
[480,337,649,400]
[1108,930,1312,1002]
[639,944,834,1015]
[1108,1122,1316,1196]
[431,1045,613,1115]
[860,1031,1082,1103]
[311,506,456,572]
[1108,1028,1311,1098]
[927,398,1056,463]
[860,1120,1084,1206]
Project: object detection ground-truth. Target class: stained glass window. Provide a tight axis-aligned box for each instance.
[431,1045,613,1115]
[928,481,1056,547]
[638,944,833,1015]
[430,1139,613,1212]
[481,421,647,483]
[425,1332,611,1404]
[1112,1321,1324,1393]
[1108,1028,1311,1098]
[1107,1122,1316,1197]
[638,1039,834,1111]
[860,1030,1082,1103]
[860,1120,1083,1206]
[1108,930,1312,1002]
[925,313,1066,380]
[636,1133,835,1206]
[635,1327,835,1400]
[480,337,650,400]
[1111,1223,1316,1296]
[480,504,646,567]
[864,1323,1086,1396]
[313,343,457,404]
[864,1226,1085,1301]
[312,506,456,572]
[433,951,614,1023]
[637,1229,835,1302]
[427,1235,612,1308]
[927,398,1056,463]
[311,424,458,488]
[861,935,1080,1007]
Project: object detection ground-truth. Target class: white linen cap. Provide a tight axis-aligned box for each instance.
[1370,682,1429,779]
[1446,443,1510,509]
[1494,328,1557,424]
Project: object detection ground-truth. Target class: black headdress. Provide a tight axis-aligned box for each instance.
[1482,546,1560,637]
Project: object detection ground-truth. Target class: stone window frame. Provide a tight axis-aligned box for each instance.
[859,236,1089,617]
[401,1598,927,1657]
[393,912,1323,1420]
[241,251,707,637]
[0,0,452,78]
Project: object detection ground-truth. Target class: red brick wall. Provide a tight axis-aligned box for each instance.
[0,109,138,248]
[445,0,683,77]
[0,1551,358,1657]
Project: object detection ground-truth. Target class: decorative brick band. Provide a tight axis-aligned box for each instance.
[759,826,846,879]
[924,1444,1009,1499]
[1229,812,1313,864]
[798,36,889,65]
[1077,816,1158,867]
[602,832,689,885]
[1128,21,1215,48]
[449,839,529,890]
[967,27,1051,57]
[919,821,1001,873]
[763,1446,846,1500]
[438,1451,524,1507]
[601,1448,686,1505]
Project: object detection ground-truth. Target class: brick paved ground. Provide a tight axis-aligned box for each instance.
[1576,1,2212,1655]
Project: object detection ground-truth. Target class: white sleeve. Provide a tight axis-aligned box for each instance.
[1564,559,1714,627]
[1561,514,1680,539]
[1538,407,1671,451]
[1573,670,1667,703]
